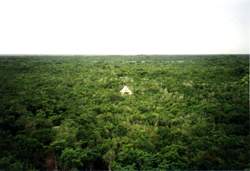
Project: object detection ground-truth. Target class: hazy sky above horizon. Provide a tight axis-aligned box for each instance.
[0,0,249,54]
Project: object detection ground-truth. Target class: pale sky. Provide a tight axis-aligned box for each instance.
[0,0,249,54]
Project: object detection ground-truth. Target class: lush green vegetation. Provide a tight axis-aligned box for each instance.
[0,55,249,170]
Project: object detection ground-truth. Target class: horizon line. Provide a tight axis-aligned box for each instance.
[0,53,249,57]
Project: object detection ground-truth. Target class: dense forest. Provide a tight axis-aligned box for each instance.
[0,55,249,171]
